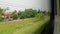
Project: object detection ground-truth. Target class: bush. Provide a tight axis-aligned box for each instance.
[0,16,4,22]
[12,13,18,20]
[12,10,18,20]
[35,13,45,21]
[19,12,27,19]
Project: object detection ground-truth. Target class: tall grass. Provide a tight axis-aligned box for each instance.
[0,13,49,34]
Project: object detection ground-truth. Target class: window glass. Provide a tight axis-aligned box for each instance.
[0,0,51,34]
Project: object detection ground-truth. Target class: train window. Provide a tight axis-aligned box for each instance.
[0,0,52,34]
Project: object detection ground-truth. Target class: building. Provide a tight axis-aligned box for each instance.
[3,11,13,21]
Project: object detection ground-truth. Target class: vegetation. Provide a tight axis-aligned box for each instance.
[18,9,38,19]
[0,7,50,34]
[0,14,49,34]
[0,16,4,22]
[12,10,18,20]
[0,7,50,21]
[0,7,5,22]
[35,13,45,21]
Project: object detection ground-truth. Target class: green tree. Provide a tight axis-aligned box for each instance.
[18,11,26,19]
[0,7,9,22]
[18,9,38,19]
[12,10,18,20]
[35,13,45,22]
[0,7,4,15]
[18,10,21,18]
[38,9,41,13]
[0,7,9,15]
[25,8,38,18]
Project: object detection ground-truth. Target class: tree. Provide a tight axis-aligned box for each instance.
[18,9,38,19]
[35,13,45,21]
[0,7,9,16]
[12,10,18,20]
[18,11,26,19]
[42,10,46,15]
[0,7,4,15]
[38,9,41,13]
[25,8,38,18]
[18,10,21,18]
[0,7,5,22]
[4,7,9,11]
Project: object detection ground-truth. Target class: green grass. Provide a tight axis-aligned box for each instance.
[0,16,49,34]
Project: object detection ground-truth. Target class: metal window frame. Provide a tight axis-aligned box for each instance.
[41,0,54,34]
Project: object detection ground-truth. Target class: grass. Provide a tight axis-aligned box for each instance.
[0,16,49,34]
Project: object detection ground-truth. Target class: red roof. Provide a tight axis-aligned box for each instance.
[3,12,12,17]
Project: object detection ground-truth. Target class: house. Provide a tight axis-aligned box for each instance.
[3,11,13,21]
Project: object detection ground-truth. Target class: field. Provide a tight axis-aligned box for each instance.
[0,16,49,34]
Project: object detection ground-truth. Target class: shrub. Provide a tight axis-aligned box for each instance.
[12,10,18,20]
[19,12,27,19]
[35,13,45,21]
[12,13,18,20]
[0,16,4,22]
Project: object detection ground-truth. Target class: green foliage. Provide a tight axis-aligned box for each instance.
[19,12,27,19]
[18,9,38,19]
[12,10,18,19]
[42,11,46,15]
[0,7,4,15]
[38,9,41,13]
[38,10,47,16]
[0,7,9,15]
[0,17,49,34]
[0,7,50,21]
[25,9,38,18]
[18,11,27,19]
[35,13,45,21]
[0,16,4,22]
[18,11,21,18]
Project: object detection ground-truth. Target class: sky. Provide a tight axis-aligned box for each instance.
[0,0,51,12]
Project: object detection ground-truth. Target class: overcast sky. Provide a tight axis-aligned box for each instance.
[0,0,51,12]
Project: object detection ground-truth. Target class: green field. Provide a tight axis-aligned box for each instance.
[0,17,49,34]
